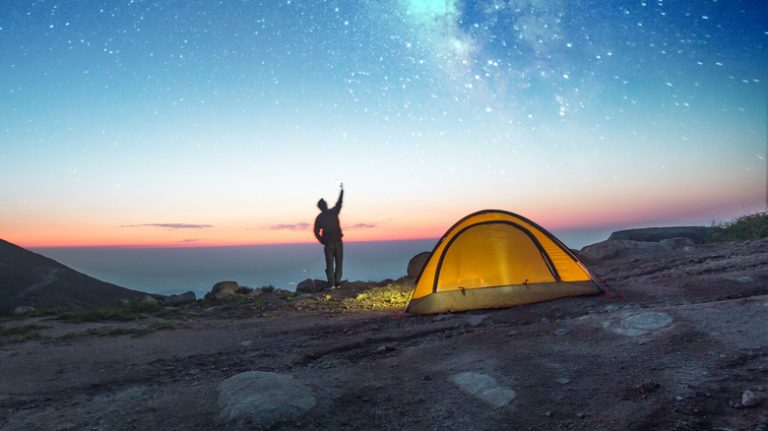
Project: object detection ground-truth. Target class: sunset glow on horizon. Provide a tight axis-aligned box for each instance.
[2,1,766,249]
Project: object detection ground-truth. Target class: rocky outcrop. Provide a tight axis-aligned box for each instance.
[407,251,431,279]
[0,238,145,316]
[296,279,328,293]
[608,226,720,243]
[578,240,668,264]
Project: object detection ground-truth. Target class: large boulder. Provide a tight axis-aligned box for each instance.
[296,279,328,294]
[608,226,721,244]
[206,281,240,301]
[164,291,197,307]
[579,240,668,264]
[218,371,316,429]
[407,251,431,279]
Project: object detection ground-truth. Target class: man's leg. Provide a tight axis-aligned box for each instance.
[334,242,343,287]
[324,245,335,287]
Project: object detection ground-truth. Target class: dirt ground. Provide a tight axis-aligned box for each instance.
[1,238,767,430]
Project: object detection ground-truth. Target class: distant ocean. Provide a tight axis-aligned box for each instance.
[32,230,610,297]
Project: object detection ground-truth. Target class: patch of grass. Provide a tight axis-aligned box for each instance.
[343,283,413,310]
[90,320,178,337]
[0,324,50,344]
[0,324,49,336]
[709,212,768,242]
[56,320,178,341]
[56,300,162,323]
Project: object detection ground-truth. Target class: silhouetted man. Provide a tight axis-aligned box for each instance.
[314,183,344,288]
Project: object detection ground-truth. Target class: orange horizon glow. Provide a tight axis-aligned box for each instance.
[5,184,763,249]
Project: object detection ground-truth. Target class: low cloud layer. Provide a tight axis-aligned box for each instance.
[347,223,377,229]
[121,223,214,230]
[269,223,311,231]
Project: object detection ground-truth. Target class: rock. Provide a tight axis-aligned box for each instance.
[742,390,763,407]
[247,288,264,299]
[603,312,674,337]
[376,344,395,353]
[407,251,431,279]
[554,328,570,336]
[140,295,160,306]
[556,377,571,385]
[608,226,721,243]
[660,237,696,250]
[12,306,35,316]
[217,371,316,429]
[451,372,516,408]
[579,240,668,264]
[206,281,240,300]
[466,314,489,327]
[164,291,196,306]
[578,240,627,263]
[296,279,328,293]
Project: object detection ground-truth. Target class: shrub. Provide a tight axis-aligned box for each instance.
[709,212,768,242]
[56,299,162,323]
[343,283,412,309]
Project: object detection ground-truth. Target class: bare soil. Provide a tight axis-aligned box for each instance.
[1,238,767,430]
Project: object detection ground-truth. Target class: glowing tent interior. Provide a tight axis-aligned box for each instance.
[405,210,604,314]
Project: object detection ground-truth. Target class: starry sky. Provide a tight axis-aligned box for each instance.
[1,0,766,247]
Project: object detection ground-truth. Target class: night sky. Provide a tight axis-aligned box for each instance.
[2,0,766,247]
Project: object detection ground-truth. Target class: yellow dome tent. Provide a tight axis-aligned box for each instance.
[406,210,603,314]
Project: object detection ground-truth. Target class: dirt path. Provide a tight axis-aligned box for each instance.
[1,239,767,430]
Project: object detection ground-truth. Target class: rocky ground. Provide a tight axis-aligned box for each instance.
[1,237,767,430]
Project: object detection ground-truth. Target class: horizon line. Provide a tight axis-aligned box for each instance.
[24,236,444,250]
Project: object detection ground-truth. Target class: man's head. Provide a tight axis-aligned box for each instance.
[317,198,328,211]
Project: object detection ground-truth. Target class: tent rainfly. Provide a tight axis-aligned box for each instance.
[406,210,604,314]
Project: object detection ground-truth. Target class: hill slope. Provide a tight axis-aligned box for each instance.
[0,239,145,315]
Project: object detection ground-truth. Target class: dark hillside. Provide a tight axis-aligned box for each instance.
[0,239,144,315]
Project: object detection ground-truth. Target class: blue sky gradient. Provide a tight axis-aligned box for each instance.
[1,0,766,246]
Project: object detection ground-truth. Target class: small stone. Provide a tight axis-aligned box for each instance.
[556,377,570,385]
[554,328,569,336]
[376,344,395,353]
[576,412,585,418]
[543,411,551,417]
[675,395,684,401]
[741,390,763,407]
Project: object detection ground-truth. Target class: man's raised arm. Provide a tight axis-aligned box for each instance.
[334,186,344,212]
